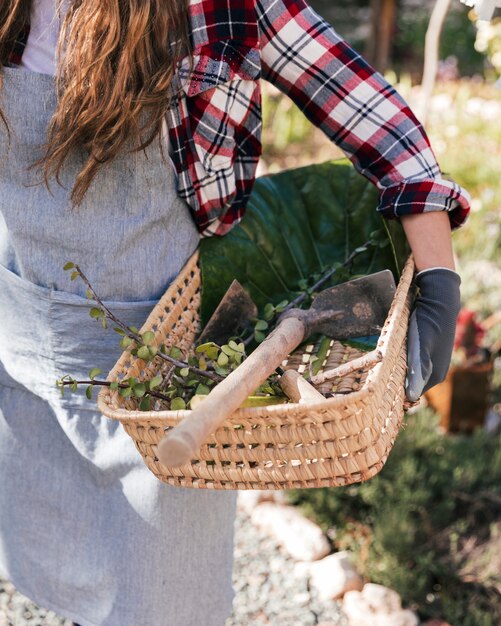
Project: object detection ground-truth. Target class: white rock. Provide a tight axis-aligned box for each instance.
[343,590,374,626]
[343,585,419,626]
[293,561,312,579]
[383,611,420,626]
[362,582,402,613]
[236,489,287,514]
[306,551,364,600]
[250,502,331,561]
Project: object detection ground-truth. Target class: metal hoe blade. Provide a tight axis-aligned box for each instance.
[197,280,258,345]
[309,270,396,338]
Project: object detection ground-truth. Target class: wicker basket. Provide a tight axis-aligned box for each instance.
[97,252,415,490]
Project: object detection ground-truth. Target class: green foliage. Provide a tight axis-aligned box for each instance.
[285,409,501,624]
[393,5,484,78]
[199,159,409,325]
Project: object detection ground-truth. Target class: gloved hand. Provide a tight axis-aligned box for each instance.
[405,267,461,402]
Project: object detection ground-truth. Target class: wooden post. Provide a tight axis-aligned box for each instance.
[367,0,397,72]
[416,0,452,125]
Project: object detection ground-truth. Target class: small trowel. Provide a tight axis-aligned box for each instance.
[158,269,397,468]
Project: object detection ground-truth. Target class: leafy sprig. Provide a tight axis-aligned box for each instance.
[62,262,221,383]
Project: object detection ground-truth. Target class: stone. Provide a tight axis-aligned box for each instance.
[304,551,364,600]
[236,489,287,514]
[362,582,402,613]
[343,584,419,626]
[250,502,331,561]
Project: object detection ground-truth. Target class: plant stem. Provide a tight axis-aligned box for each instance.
[59,378,173,402]
[74,265,222,382]
[282,239,373,313]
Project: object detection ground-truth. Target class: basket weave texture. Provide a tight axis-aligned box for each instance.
[98,253,415,490]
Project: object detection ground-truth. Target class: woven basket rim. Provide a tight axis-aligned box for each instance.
[97,253,414,425]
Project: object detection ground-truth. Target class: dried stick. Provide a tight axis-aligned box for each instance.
[311,349,382,385]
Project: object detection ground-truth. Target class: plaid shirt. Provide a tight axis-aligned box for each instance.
[10,0,470,237]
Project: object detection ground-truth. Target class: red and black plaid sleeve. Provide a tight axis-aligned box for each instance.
[256,0,470,228]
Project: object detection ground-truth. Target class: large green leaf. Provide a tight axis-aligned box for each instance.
[199,159,409,325]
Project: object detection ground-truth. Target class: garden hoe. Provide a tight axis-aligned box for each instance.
[157,270,396,468]
[197,279,325,404]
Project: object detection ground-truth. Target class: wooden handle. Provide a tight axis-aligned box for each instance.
[156,316,306,468]
[279,370,325,404]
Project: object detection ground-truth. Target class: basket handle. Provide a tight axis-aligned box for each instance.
[156,316,306,468]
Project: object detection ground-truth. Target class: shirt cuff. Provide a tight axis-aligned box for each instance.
[376,177,471,230]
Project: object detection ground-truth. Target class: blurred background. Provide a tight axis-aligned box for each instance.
[255,1,501,625]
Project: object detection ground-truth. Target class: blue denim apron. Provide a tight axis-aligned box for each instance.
[0,66,237,626]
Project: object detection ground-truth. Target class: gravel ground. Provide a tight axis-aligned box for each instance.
[0,504,348,626]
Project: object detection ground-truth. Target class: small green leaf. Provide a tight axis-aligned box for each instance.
[70,271,79,281]
[196,341,218,353]
[89,367,101,380]
[263,303,275,321]
[137,346,151,360]
[119,386,132,398]
[205,347,219,360]
[148,346,158,358]
[141,331,155,346]
[228,340,240,351]
[101,317,107,329]
[113,327,126,336]
[195,384,210,396]
[198,356,207,370]
[179,367,190,377]
[169,346,182,360]
[221,345,236,357]
[133,383,146,398]
[235,342,246,353]
[70,381,78,392]
[139,396,151,411]
[63,262,75,270]
[214,365,228,376]
[170,397,186,411]
[254,319,268,331]
[254,330,266,343]
[90,307,103,319]
[86,385,93,400]
[119,336,133,349]
[110,381,119,390]
[129,326,139,334]
[276,300,289,310]
[148,375,163,390]
[217,352,229,367]
[85,289,93,299]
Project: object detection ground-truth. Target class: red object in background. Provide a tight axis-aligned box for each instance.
[454,308,485,357]
[426,308,492,433]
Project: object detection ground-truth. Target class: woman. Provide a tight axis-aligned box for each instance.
[0,1,469,625]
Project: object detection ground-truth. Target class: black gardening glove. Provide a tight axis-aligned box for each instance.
[405,268,461,402]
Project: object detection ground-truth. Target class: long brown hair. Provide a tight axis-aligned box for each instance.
[0,0,191,204]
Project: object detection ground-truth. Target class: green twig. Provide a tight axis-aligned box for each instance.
[73,264,222,383]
